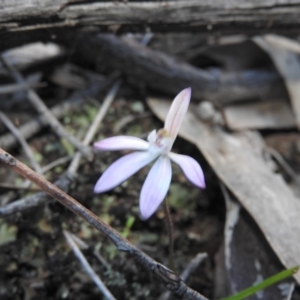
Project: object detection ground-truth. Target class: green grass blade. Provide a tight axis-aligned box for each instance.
[220,266,299,300]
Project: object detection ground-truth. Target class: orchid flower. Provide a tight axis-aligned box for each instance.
[94,88,205,220]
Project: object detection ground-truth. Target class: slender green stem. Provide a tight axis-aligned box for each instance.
[163,198,174,270]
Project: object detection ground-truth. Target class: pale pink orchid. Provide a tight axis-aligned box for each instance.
[94,88,205,220]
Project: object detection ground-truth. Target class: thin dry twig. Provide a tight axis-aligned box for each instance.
[67,80,121,175]
[0,110,43,174]
[0,148,209,300]
[0,55,91,158]
[113,112,151,133]
[0,182,39,191]
[69,233,89,249]
[41,155,72,173]
[27,89,91,157]
[0,81,46,94]
[63,230,116,300]
[0,83,103,149]
[266,147,297,181]
[158,253,208,300]
[180,253,208,282]
[0,82,119,216]
[0,175,71,216]
[284,283,295,300]
[69,233,110,268]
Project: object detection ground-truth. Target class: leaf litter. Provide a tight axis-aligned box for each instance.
[1,33,300,299]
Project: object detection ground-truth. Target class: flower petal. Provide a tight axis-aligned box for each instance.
[168,152,205,188]
[94,151,157,193]
[94,136,149,151]
[140,155,172,220]
[164,88,191,140]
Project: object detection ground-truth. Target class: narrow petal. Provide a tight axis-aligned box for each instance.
[164,88,191,140]
[94,151,157,193]
[140,155,172,220]
[94,136,149,151]
[168,152,205,188]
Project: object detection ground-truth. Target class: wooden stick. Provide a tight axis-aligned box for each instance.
[63,230,116,300]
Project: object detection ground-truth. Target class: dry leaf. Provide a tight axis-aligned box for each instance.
[254,35,300,129]
[224,99,295,130]
[214,186,291,299]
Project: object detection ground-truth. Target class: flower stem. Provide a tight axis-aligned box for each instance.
[163,198,174,270]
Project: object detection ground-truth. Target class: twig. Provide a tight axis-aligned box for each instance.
[41,155,72,173]
[93,248,111,270]
[70,233,110,269]
[0,82,46,94]
[0,83,103,149]
[0,148,209,300]
[284,283,295,300]
[67,80,121,175]
[0,175,71,216]
[113,112,151,133]
[266,147,298,181]
[0,182,39,191]
[158,253,208,300]
[0,81,119,216]
[69,233,89,249]
[181,253,208,282]
[0,55,91,158]
[0,111,43,174]
[27,89,91,157]
[63,230,116,300]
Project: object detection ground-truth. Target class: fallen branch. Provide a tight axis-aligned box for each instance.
[2,1,300,35]
[60,33,288,104]
[0,148,209,300]
[0,31,288,104]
